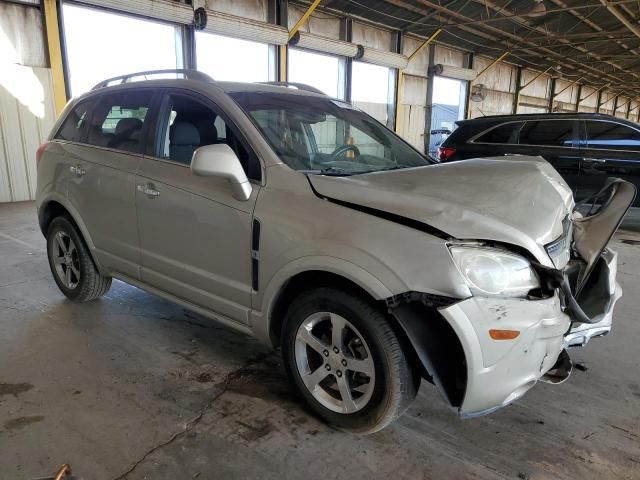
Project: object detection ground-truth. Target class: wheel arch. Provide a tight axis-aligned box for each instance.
[38,197,105,273]
[388,301,468,409]
[264,269,430,395]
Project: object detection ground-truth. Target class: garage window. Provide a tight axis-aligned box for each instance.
[195,32,270,82]
[62,4,181,96]
[351,61,391,125]
[289,49,342,98]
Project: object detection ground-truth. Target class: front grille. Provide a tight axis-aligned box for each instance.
[545,216,572,269]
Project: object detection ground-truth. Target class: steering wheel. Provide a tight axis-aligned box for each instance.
[330,144,360,159]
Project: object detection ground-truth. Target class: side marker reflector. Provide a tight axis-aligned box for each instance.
[489,329,520,340]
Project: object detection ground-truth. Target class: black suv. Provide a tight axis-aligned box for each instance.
[438,113,640,206]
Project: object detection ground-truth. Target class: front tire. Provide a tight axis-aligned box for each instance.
[46,216,111,302]
[282,288,419,434]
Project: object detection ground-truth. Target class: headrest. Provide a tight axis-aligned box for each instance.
[195,118,218,145]
[170,121,200,146]
[115,117,143,136]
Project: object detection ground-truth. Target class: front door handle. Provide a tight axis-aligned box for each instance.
[69,164,86,177]
[137,183,160,198]
[583,157,606,163]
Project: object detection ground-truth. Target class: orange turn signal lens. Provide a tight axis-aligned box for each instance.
[489,329,520,340]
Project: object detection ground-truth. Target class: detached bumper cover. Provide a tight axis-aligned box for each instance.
[438,248,620,417]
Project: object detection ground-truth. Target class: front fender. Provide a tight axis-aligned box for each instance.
[250,255,397,345]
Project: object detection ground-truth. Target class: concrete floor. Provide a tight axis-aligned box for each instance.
[1,201,639,480]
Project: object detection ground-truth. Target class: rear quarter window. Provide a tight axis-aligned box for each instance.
[55,100,95,142]
[474,122,523,144]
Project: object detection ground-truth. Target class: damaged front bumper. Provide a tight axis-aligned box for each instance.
[438,247,621,417]
[390,178,634,419]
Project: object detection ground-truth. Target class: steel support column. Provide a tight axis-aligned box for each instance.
[43,0,68,114]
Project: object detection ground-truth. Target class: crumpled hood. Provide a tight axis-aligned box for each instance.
[308,156,574,266]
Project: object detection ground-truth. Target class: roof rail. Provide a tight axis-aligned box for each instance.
[92,69,214,90]
[258,81,326,95]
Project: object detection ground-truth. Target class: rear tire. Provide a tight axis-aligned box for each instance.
[282,288,419,434]
[46,216,111,302]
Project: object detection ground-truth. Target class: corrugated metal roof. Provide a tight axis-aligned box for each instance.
[303,0,640,96]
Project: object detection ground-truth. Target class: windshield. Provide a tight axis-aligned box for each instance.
[229,91,432,175]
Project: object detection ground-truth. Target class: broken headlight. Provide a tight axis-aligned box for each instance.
[449,246,540,298]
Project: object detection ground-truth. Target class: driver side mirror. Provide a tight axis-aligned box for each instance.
[191,144,252,201]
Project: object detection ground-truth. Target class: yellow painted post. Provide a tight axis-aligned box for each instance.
[43,0,67,115]
[279,44,287,82]
[288,0,321,41]
[395,29,442,133]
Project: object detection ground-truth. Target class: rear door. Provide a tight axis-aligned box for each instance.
[580,119,640,206]
[64,88,157,278]
[517,119,582,196]
[135,89,260,325]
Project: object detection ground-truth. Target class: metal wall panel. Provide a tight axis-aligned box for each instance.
[580,86,598,108]
[615,96,629,118]
[288,5,341,38]
[470,90,513,118]
[352,22,392,51]
[402,36,429,77]
[600,91,615,115]
[398,75,427,152]
[554,79,579,104]
[520,69,551,99]
[0,2,47,68]
[470,57,516,119]
[473,56,515,93]
[0,66,56,203]
[434,45,464,68]
[204,0,268,22]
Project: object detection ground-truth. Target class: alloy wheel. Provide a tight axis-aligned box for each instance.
[294,312,375,414]
[52,231,81,290]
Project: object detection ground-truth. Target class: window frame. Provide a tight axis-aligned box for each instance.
[581,119,640,153]
[151,88,263,182]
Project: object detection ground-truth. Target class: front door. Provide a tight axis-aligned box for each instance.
[135,90,260,324]
[580,119,640,206]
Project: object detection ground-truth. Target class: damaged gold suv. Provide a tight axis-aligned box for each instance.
[36,70,636,433]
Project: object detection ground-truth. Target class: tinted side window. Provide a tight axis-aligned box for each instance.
[519,120,575,147]
[586,121,640,150]
[86,90,153,153]
[475,122,523,144]
[55,100,95,142]
[159,93,260,180]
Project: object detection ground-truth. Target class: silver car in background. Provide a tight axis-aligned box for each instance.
[36,70,636,433]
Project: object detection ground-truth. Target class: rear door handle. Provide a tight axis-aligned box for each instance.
[69,164,86,176]
[583,157,606,163]
[137,183,160,198]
